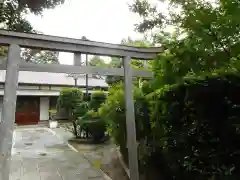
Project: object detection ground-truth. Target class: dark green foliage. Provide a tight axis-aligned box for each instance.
[99,83,127,160]
[89,91,106,111]
[79,110,106,143]
[1,0,64,31]
[100,71,240,179]
[57,88,83,137]
[141,80,153,95]
[130,0,240,91]
[129,1,240,178]
[0,1,34,32]
[130,0,165,33]
[17,0,65,15]
[87,91,107,142]
[105,75,123,86]
[1,0,62,63]
[99,83,151,164]
[73,101,89,119]
[105,57,124,86]
[57,88,83,114]
[76,91,107,142]
[146,71,240,179]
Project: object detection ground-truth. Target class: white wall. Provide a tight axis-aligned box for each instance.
[40,97,49,121]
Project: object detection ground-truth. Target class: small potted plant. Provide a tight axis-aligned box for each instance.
[49,109,58,128]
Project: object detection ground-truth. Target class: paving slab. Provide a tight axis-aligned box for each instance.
[10,127,107,180]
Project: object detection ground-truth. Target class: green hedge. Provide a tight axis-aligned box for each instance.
[99,71,240,179]
[147,71,240,179]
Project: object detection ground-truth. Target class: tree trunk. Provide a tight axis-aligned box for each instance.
[72,120,78,137]
[68,110,78,138]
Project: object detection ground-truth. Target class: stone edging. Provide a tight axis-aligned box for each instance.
[46,128,113,180]
[116,149,130,179]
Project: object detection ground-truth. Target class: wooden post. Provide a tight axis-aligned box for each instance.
[123,56,139,180]
[74,53,82,66]
[73,53,82,87]
[0,44,20,180]
[85,54,89,98]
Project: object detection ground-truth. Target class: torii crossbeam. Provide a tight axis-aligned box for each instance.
[0,29,162,180]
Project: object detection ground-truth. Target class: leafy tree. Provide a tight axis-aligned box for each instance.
[1,0,64,31]
[0,47,8,57]
[89,56,106,67]
[88,56,107,79]
[105,38,152,86]
[130,0,240,87]
[127,1,240,178]
[121,37,152,69]
[0,0,64,63]
[105,57,124,85]
[0,1,33,32]
[21,49,59,64]
[121,36,152,47]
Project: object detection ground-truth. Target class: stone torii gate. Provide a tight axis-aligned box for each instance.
[0,30,161,180]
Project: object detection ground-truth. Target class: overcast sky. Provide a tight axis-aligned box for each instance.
[26,0,149,64]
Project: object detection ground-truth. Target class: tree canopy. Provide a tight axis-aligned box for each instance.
[104,37,152,86]
[21,49,59,64]
[1,0,65,32]
[0,0,64,64]
[130,0,240,88]
[89,56,107,67]
[105,57,123,85]
[97,2,240,179]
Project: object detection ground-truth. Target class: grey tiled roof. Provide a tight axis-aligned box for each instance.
[0,70,108,87]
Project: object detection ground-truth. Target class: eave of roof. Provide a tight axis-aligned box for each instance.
[0,70,108,87]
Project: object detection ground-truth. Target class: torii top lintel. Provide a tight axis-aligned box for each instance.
[0,29,162,60]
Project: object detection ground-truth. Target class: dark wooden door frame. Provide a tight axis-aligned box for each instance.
[15,96,40,125]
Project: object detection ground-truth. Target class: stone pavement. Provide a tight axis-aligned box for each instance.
[10,127,108,180]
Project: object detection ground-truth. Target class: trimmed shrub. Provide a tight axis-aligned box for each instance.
[89,91,106,111]
[99,70,240,179]
[76,91,107,142]
[146,71,240,179]
[98,83,151,165]
[73,101,89,118]
[78,110,106,143]
[57,88,83,115]
[57,88,83,137]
